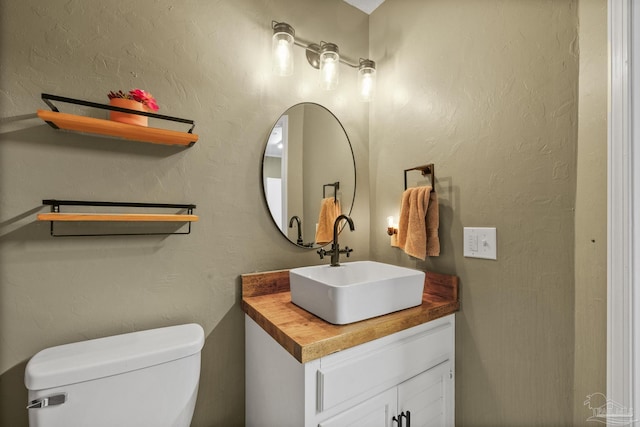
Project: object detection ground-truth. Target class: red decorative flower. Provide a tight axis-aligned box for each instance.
[108,89,159,112]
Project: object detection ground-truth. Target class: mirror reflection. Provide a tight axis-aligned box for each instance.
[262,103,356,248]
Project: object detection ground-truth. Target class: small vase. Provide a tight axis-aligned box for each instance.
[109,98,148,127]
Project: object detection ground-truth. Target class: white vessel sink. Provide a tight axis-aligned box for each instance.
[289,261,425,325]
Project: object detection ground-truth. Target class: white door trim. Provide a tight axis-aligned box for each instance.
[608,0,636,419]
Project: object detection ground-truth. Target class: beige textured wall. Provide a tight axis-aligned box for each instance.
[370,0,579,425]
[0,0,608,425]
[574,0,607,424]
[0,1,369,426]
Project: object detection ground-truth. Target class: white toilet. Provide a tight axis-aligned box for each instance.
[24,323,205,427]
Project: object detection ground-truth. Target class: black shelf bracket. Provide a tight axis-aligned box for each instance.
[41,93,196,134]
[41,199,197,238]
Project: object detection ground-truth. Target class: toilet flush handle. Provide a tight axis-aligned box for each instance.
[27,393,66,409]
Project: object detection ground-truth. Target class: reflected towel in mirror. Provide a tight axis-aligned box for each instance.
[315,198,341,245]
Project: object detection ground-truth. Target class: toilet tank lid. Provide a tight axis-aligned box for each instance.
[25,323,205,391]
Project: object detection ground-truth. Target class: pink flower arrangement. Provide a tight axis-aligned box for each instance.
[108,89,159,112]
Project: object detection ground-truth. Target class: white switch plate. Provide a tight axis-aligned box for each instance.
[463,227,497,260]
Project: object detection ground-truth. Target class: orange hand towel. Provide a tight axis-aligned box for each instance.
[396,186,432,260]
[394,188,413,249]
[426,190,440,256]
[315,198,341,245]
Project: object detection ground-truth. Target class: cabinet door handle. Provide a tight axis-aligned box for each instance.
[393,411,411,427]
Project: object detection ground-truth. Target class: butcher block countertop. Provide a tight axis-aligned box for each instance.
[241,268,459,363]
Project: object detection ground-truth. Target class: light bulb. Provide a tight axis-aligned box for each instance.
[275,40,292,74]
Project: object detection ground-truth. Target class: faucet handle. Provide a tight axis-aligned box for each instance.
[317,248,327,259]
[344,246,353,257]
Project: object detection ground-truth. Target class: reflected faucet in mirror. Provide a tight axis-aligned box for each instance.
[289,215,303,246]
[317,214,355,267]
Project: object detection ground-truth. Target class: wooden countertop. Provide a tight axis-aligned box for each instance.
[241,268,459,363]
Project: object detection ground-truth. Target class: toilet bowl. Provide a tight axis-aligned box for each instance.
[24,323,205,427]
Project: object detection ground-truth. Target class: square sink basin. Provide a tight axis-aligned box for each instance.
[289,261,426,325]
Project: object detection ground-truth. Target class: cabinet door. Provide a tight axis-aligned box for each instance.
[318,388,398,427]
[398,361,454,427]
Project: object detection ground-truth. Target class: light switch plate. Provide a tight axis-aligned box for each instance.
[463,227,497,260]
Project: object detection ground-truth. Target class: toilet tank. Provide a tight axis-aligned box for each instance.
[24,323,205,427]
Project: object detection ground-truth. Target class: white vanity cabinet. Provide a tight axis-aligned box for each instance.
[245,313,455,427]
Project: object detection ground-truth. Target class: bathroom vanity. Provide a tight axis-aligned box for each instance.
[242,268,459,427]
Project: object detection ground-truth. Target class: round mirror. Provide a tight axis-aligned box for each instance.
[262,103,356,248]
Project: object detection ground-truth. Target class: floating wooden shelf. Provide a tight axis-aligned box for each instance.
[37,110,199,147]
[37,94,199,147]
[38,200,198,237]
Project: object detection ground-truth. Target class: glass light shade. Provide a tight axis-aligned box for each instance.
[319,43,340,90]
[272,23,295,76]
[358,59,376,102]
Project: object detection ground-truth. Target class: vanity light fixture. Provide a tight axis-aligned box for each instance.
[319,42,340,90]
[272,22,295,76]
[271,21,376,101]
[358,59,376,102]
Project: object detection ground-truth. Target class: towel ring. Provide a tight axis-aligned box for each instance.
[404,164,434,191]
[323,181,340,202]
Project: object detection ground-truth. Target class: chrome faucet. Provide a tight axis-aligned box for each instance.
[317,214,355,267]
